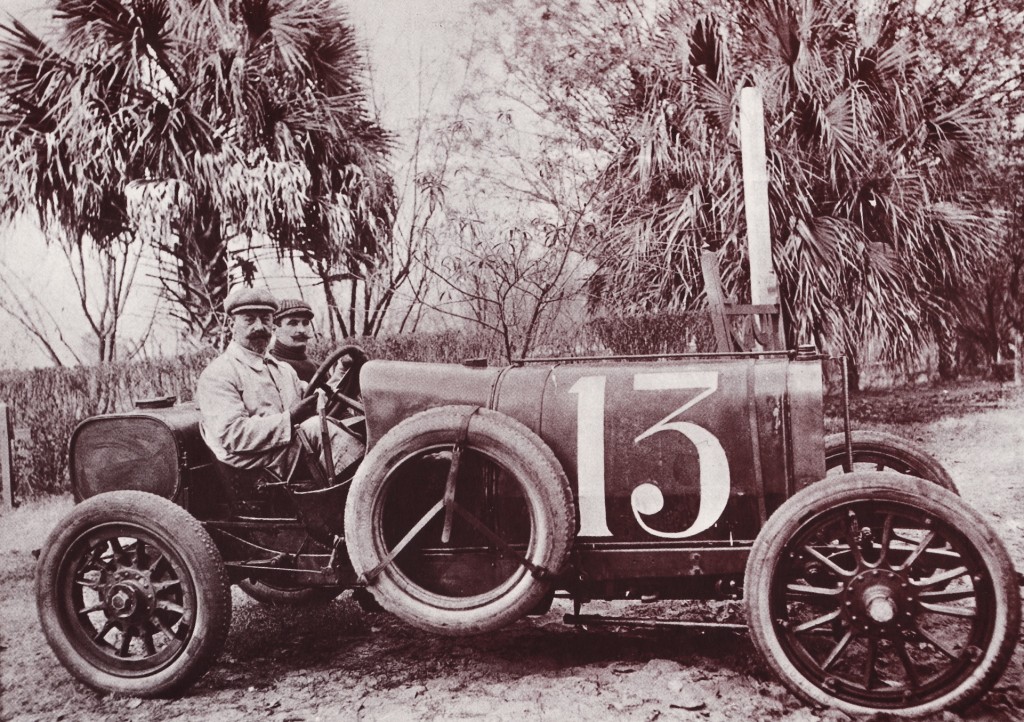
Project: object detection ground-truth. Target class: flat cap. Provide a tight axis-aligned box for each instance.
[224,287,278,315]
[275,298,314,322]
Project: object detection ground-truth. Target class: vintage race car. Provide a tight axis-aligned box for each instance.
[35,343,1020,717]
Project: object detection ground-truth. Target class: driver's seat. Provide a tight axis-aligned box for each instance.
[211,461,297,518]
[208,425,361,520]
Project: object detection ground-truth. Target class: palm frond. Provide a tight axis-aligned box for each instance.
[0,0,395,339]
[589,0,1001,362]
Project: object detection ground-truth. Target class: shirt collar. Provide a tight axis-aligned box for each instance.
[227,340,280,371]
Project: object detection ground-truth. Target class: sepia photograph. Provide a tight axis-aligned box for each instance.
[1,1,1022,720]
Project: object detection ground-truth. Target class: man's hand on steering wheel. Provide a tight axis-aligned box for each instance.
[288,395,318,425]
[304,345,367,419]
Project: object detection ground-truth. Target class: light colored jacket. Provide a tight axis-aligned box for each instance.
[196,341,303,469]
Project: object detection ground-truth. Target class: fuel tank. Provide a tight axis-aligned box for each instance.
[360,354,826,543]
[69,402,209,502]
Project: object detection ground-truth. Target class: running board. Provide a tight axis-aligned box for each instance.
[563,614,747,631]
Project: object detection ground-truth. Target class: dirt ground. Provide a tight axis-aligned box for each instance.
[2,382,1024,722]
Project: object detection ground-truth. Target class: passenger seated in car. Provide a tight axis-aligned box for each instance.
[195,287,362,481]
[269,298,317,382]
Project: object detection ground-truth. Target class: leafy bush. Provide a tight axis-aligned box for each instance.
[310,329,504,365]
[0,352,216,499]
[585,311,717,355]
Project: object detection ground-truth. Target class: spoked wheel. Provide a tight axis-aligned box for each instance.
[345,406,575,635]
[237,579,342,607]
[745,473,1019,716]
[36,491,231,697]
[824,430,957,493]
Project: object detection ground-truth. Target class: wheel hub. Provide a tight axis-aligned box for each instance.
[103,569,154,620]
[864,586,896,623]
[844,568,914,633]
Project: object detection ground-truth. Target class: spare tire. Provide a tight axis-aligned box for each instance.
[344,405,575,635]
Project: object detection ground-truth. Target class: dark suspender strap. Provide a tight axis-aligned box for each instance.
[319,402,335,482]
[441,408,477,543]
[295,427,329,487]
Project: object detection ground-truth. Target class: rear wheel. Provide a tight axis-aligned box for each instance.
[824,430,957,493]
[344,406,575,635]
[36,491,231,697]
[745,473,1018,716]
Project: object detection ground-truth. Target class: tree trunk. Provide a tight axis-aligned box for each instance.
[936,323,959,381]
[842,338,862,393]
[348,278,358,337]
[319,274,345,341]
[846,355,861,393]
[170,208,228,343]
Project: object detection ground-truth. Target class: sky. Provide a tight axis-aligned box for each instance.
[349,0,476,123]
[0,0,477,368]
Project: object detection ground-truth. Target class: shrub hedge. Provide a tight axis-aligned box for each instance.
[0,351,216,498]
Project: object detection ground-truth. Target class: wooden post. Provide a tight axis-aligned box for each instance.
[739,87,779,307]
[1014,330,1022,387]
[1,404,13,511]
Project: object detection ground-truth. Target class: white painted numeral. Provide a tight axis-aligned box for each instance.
[570,371,730,539]
[569,375,612,536]
[631,372,730,538]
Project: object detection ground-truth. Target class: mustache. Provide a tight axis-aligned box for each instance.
[247,330,271,340]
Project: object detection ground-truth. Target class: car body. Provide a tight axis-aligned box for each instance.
[37,346,1021,717]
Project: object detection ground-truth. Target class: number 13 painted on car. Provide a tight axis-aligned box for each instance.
[527,358,819,544]
[571,371,730,539]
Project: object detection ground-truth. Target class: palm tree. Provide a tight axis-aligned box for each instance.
[0,0,394,344]
[588,0,999,384]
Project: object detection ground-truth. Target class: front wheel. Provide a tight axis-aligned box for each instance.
[745,473,1019,716]
[36,491,232,697]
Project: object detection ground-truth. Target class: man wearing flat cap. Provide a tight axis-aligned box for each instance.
[270,298,317,382]
[195,287,360,478]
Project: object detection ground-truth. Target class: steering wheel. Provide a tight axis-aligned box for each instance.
[303,344,368,419]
